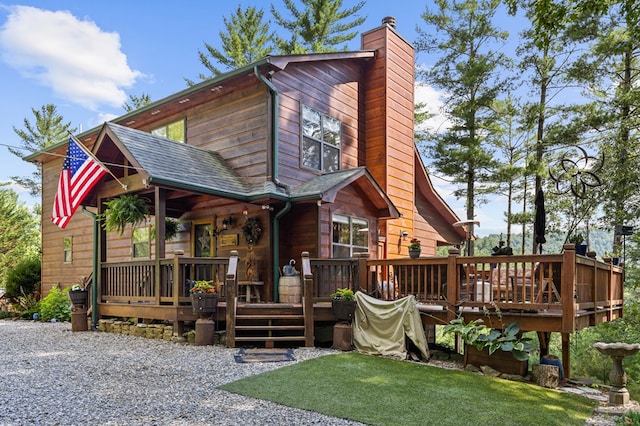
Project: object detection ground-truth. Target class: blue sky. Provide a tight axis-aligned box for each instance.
[0,1,521,237]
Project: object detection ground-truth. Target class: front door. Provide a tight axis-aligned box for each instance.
[192,219,215,281]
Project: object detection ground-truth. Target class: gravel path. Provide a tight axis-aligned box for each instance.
[0,320,364,426]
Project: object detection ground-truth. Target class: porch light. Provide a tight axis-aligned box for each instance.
[401,230,408,241]
[222,217,233,230]
[242,206,248,216]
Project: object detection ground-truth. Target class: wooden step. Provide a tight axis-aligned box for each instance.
[235,325,305,331]
[234,336,306,342]
[236,314,304,320]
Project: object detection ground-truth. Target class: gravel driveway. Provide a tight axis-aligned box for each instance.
[0,320,364,426]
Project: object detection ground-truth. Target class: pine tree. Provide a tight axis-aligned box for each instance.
[271,0,366,54]
[10,104,75,196]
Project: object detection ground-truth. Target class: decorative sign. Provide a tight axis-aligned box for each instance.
[220,233,238,247]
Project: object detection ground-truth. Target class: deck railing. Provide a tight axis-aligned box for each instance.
[100,253,235,306]
[308,245,624,328]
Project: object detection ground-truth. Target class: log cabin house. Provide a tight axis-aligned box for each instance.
[29,18,623,378]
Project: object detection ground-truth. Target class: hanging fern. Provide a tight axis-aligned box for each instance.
[100,194,149,235]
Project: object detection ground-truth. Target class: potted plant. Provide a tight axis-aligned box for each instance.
[330,288,356,322]
[568,233,587,256]
[68,284,88,307]
[408,238,421,258]
[100,194,149,235]
[189,280,218,315]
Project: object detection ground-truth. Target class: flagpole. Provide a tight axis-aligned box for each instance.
[67,131,128,190]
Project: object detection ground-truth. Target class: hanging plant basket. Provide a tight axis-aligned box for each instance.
[100,194,149,235]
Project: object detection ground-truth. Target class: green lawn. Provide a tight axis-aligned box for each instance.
[219,352,597,426]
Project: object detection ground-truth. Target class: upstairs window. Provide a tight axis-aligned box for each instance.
[63,236,72,263]
[132,226,151,258]
[151,119,185,143]
[332,214,368,258]
[301,105,341,172]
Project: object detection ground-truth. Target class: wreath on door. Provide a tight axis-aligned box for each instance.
[242,217,262,244]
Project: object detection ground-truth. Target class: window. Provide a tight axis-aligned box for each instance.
[151,119,185,143]
[332,214,368,258]
[63,236,72,263]
[301,105,341,172]
[132,226,151,258]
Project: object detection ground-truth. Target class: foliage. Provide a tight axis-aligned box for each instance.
[122,93,151,112]
[150,218,179,241]
[444,317,535,361]
[242,217,262,244]
[189,280,216,294]
[38,286,71,322]
[0,188,40,291]
[415,0,511,255]
[4,255,41,300]
[188,5,274,83]
[220,352,596,425]
[271,0,366,54]
[10,104,75,196]
[615,410,640,425]
[408,238,421,251]
[15,289,39,319]
[330,287,354,301]
[568,233,584,245]
[100,194,150,235]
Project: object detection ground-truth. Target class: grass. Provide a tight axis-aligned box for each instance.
[219,352,597,426]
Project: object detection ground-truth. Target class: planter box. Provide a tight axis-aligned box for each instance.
[464,345,528,376]
[191,293,219,315]
[69,290,88,307]
[331,299,356,321]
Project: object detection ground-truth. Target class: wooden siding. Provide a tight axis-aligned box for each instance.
[186,85,270,185]
[273,61,362,187]
[362,25,417,258]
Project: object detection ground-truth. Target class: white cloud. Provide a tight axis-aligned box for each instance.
[414,82,451,133]
[0,6,141,110]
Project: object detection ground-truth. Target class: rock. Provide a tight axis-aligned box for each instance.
[480,365,502,377]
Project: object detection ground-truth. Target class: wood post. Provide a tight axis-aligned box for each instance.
[225,251,238,348]
[302,251,314,347]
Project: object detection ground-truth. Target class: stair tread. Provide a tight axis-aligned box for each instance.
[234,336,306,342]
[236,315,304,320]
[236,325,305,330]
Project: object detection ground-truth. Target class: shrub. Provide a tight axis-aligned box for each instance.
[38,286,71,322]
[4,256,41,300]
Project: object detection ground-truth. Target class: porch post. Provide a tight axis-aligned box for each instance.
[301,251,314,347]
[561,244,576,334]
[225,250,239,347]
[446,248,460,323]
[154,188,166,306]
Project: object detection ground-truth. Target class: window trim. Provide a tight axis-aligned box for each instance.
[63,236,72,264]
[331,214,369,258]
[132,225,151,259]
[300,104,341,172]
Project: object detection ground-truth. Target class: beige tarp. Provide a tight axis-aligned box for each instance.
[352,292,429,360]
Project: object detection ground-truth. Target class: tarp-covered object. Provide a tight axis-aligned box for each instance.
[352,292,429,360]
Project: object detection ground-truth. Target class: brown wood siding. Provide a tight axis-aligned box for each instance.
[363,25,417,258]
[186,85,270,186]
[273,61,362,187]
[41,158,95,294]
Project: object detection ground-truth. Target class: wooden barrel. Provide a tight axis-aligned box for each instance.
[279,276,301,303]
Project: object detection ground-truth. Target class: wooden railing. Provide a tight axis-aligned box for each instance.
[308,245,624,330]
[100,253,237,306]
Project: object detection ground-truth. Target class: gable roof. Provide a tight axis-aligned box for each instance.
[92,123,397,218]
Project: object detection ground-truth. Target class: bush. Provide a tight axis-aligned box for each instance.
[4,256,41,300]
[38,286,71,322]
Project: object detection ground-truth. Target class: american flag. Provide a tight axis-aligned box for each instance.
[51,138,107,229]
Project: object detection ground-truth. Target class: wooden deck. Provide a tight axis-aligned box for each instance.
[94,245,623,378]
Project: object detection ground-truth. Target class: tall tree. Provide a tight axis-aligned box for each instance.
[568,0,640,253]
[188,5,273,85]
[10,104,75,196]
[415,0,511,255]
[271,0,366,54]
[0,185,40,289]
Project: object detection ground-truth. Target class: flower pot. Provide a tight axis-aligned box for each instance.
[191,293,219,315]
[575,244,588,256]
[408,249,421,259]
[331,299,356,322]
[69,290,88,307]
[464,345,528,376]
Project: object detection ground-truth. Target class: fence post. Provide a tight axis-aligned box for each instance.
[354,252,370,294]
[446,248,460,323]
[301,251,314,347]
[225,250,239,348]
[172,251,183,307]
[561,243,577,379]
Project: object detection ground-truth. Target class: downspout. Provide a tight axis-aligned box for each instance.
[82,207,99,329]
[255,65,290,301]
